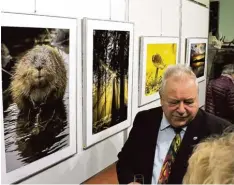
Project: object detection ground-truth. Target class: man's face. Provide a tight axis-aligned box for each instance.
[160,76,199,127]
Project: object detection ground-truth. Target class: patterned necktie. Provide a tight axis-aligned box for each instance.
[157,127,182,184]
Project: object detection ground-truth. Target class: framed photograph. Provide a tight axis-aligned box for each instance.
[1,13,77,184]
[139,37,179,106]
[189,0,209,7]
[186,38,208,82]
[83,18,134,148]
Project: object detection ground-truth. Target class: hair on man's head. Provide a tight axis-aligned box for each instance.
[159,64,198,95]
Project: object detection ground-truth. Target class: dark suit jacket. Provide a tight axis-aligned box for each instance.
[116,107,230,184]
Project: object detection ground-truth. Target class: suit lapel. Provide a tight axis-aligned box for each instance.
[144,107,163,184]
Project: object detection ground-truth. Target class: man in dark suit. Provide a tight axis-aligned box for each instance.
[116,65,230,184]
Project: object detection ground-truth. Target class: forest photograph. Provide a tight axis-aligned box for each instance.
[92,29,130,134]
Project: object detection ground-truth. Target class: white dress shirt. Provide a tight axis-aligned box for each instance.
[151,114,187,184]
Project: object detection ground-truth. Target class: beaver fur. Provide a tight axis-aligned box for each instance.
[5,44,68,138]
[10,45,67,111]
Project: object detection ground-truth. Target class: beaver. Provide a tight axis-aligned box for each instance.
[10,45,67,111]
[8,44,68,136]
[3,45,69,166]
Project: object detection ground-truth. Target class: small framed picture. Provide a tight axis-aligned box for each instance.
[186,38,208,82]
[139,36,179,106]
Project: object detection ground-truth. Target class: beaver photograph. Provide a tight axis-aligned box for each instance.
[1,26,70,172]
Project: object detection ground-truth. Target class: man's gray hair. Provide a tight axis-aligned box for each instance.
[222,64,234,75]
[159,64,198,95]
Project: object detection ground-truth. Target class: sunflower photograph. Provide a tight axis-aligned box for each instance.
[145,43,177,96]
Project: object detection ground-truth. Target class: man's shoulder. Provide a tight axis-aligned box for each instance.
[202,109,228,122]
[131,106,163,133]
[199,109,231,130]
[136,106,163,117]
[133,106,163,127]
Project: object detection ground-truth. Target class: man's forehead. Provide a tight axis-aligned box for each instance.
[166,76,195,84]
[167,97,196,101]
[165,78,197,91]
[163,86,198,100]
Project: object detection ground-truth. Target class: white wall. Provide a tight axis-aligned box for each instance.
[1,0,209,183]
[128,0,181,134]
[181,0,209,106]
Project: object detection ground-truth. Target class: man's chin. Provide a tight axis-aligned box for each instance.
[170,119,188,127]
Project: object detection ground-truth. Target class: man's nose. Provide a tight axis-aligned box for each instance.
[177,102,186,114]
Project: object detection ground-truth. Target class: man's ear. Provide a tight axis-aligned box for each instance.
[159,93,163,106]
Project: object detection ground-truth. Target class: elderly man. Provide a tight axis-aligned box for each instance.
[116,65,230,184]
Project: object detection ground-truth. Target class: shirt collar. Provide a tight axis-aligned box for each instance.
[160,113,187,131]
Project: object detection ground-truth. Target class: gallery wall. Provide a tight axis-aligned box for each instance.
[0,0,209,183]
[128,0,209,134]
[180,0,209,107]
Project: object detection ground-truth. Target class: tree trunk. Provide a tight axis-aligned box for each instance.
[118,33,126,120]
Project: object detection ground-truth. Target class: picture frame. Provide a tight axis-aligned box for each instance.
[83,18,134,148]
[1,13,77,184]
[188,0,209,7]
[186,38,208,82]
[139,36,179,106]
